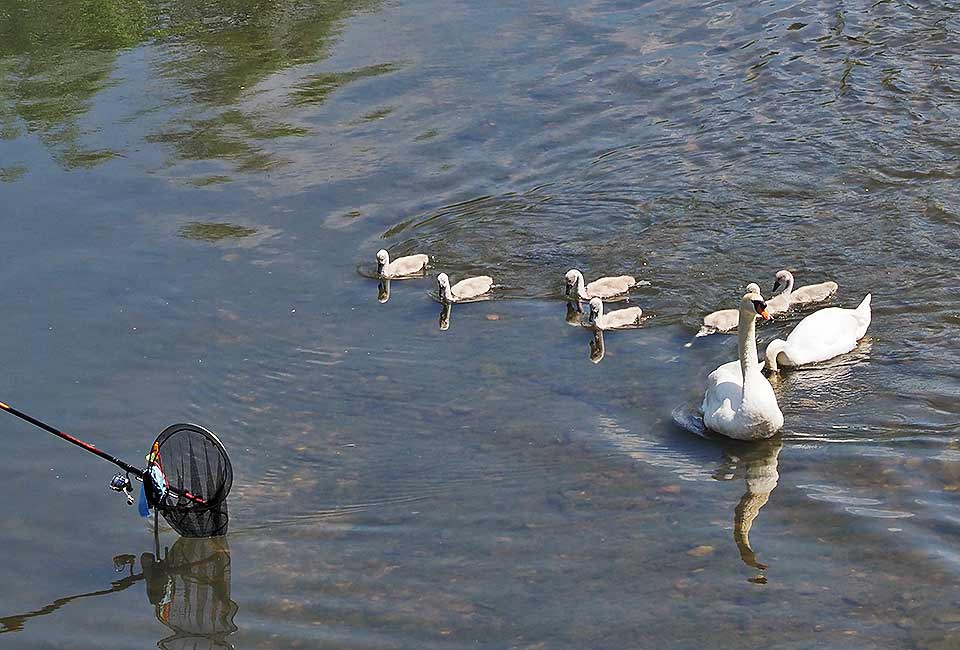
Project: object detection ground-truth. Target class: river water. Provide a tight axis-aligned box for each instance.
[1,0,959,647]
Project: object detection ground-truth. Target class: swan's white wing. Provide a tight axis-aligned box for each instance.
[766,292,791,314]
[783,307,859,365]
[585,275,636,299]
[702,360,743,432]
[790,281,838,305]
[597,306,642,329]
[451,275,493,300]
[385,254,429,277]
[702,308,739,333]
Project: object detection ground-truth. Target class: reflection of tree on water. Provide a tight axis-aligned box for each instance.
[0,536,237,649]
[0,0,387,174]
[712,437,782,583]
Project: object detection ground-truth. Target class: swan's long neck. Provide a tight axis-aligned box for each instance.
[778,275,794,298]
[764,339,787,372]
[590,302,603,324]
[577,274,587,299]
[440,283,454,303]
[738,307,761,379]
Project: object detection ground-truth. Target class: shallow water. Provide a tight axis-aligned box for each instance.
[1,0,960,647]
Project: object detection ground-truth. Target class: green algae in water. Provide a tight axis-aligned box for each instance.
[0,165,26,183]
[179,222,257,242]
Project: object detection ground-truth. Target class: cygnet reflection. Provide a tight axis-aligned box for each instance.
[439,302,452,331]
[565,300,587,327]
[378,279,391,303]
[589,329,605,364]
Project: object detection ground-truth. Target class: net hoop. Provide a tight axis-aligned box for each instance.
[150,423,233,537]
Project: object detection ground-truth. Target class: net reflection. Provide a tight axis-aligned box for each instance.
[145,537,237,650]
[0,536,237,648]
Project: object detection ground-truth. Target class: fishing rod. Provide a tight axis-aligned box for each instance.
[0,400,143,477]
[0,400,233,537]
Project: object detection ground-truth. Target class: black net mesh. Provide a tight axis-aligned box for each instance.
[151,424,232,538]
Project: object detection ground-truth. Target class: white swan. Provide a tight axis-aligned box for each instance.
[588,297,642,330]
[701,291,784,440]
[764,294,871,372]
[565,269,636,301]
[770,270,838,310]
[437,272,493,303]
[694,283,762,339]
[377,249,429,278]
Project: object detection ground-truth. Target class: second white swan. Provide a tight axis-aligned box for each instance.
[764,294,871,372]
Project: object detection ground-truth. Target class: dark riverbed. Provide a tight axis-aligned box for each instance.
[1,0,960,647]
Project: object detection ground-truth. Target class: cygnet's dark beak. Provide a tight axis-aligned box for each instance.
[772,278,782,294]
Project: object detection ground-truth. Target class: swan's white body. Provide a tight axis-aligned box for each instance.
[764,294,871,371]
[588,297,642,330]
[437,272,493,303]
[701,292,783,440]
[377,249,429,278]
[565,269,636,301]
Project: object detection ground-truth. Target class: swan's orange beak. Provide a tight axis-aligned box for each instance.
[759,309,772,320]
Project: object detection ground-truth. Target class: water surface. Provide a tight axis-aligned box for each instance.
[2,0,960,647]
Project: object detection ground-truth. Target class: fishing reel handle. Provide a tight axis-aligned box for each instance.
[109,472,136,506]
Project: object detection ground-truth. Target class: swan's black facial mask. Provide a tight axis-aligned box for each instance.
[752,299,772,320]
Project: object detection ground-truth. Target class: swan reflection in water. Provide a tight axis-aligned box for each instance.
[764,339,873,414]
[712,437,782,583]
[589,329,605,364]
[565,300,587,327]
[563,301,604,363]
[439,302,452,330]
[378,279,391,303]
[0,536,237,649]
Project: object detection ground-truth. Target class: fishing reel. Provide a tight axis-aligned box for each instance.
[109,472,136,506]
